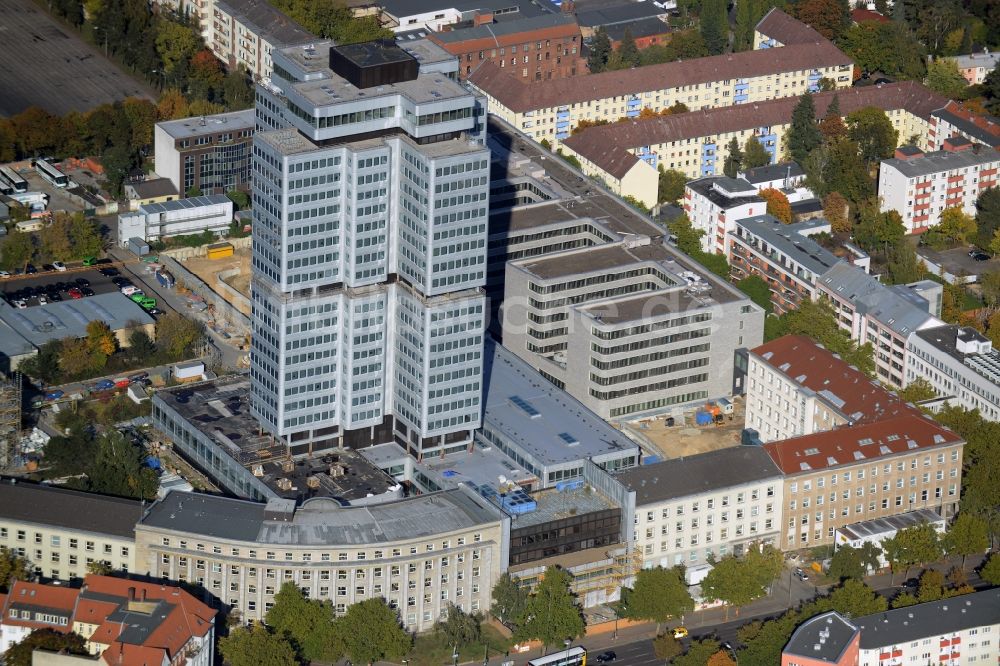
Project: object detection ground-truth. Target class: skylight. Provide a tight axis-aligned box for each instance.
[509,395,541,419]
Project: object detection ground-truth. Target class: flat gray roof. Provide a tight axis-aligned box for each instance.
[616,446,782,506]
[783,611,859,663]
[818,263,936,337]
[0,291,154,348]
[512,485,617,528]
[140,488,501,545]
[137,194,231,216]
[735,215,842,277]
[0,479,142,539]
[913,325,1000,388]
[855,589,1000,649]
[431,13,576,43]
[882,146,1000,178]
[214,0,314,47]
[481,339,638,467]
[156,109,256,140]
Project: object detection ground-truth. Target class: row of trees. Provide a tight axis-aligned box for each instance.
[0,213,103,271]
[267,0,391,44]
[587,28,710,74]
[20,312,203,385]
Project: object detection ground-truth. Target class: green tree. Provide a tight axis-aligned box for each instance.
[934,207,978,246]
[219,624,297,666]
[984,61,1000,115]
[890,591,919,608]
[83,430,159,499]
[898,378,936,404]
[86,320,117,358]
[155,20,200,78]
[916,568,946,603]
[701,546,782,620]
[39,213,74,262]
[742,136,772,170]
[435,603,482,647]
[793,0,850,40]
[854,203,906,255]
[222,67,254,110]
[846,107,898,167]
[699,0,728,55]
[723,137,743,178]
[60,337,104,377]
[760,188,792,224]
[155,311,204,359]
[70,214,104,259]
[787,93,822,165]
[652,633,684,661]
[3,629,88,666]
[675,638,721,666]
[827,578,887,617]
[18,339,62,384]
[819,94,849,142]
[839,21,927,80]
[617,29,640,68]
[226,189,250,210]
[981,552,1000,585]
[658,168,687,204]
[925,58,969,97]
[766,299,876,376]
[491,572,528,629]
[1,230,35,271]
[736,275,773,314]
[885,242,925,285]
[620,566,694,633]
[944,513,989,567]
[828,545,866,581]
[515,566,584,651]
[334,598,411,665]
[587,27,611,73]
[266,582,341,662]
[86,560,114,575]
[881,523,943,584]
[0,546,31,591]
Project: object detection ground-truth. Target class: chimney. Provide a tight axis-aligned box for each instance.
[894,146,924,160]
[473,11,494,26]
[942,137,973,152]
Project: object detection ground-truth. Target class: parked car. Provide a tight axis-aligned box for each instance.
[82,257,98,266]
[37,295,47,305]
[112,277,131,287]
[596,652,617,663]
[45,390,65,401]
[121,286,143,297]
[53,261,67,271]
[137,297,156,309]
[673,627,689,639]
[100,267,119,277]
[67,288,83,299]
[74,277,90,287]
[0,271,9,279]
[42,264,55,272]
[969,250,990,261]
[49,292,63,302]
[128,372,149,383]
[128,291,147,302]
[80,287,94,297]
[25,264,37,274]
[93,379,115,391]
[114,378,130,388]
[13,300,26,309]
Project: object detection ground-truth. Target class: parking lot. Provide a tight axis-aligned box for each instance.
[0,0,154,116]
[1,264,166,315]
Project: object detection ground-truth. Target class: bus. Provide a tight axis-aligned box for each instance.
[0,166,28,193]
[528,647,586,666]
[34,159,69,188]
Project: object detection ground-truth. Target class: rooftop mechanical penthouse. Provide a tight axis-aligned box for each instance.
[251,39,490,456]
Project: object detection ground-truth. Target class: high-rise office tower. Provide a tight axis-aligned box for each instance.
[250,40,489,457]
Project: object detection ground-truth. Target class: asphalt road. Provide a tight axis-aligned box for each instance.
[0,0,154,116]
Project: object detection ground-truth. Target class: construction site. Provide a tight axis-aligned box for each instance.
[623,396,747,460]
[0,373,23,472]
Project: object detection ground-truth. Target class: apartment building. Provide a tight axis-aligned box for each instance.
[561,82,944,206]
[250,39,489,454]
[753,7,829,49]
[782,611,861,666]
[952,50,1000,85]
[816,263,943,387]
[682,176,764,254]
[0,480,141,581]
[617,446,783,569]
[854,589,1000,666]
[878,140,1000,233]
[0,576,216,665]
[905,325,1000,421]
[928,100,1000,150]
[153,109,255,196]
[790,590,1000,666]
[502,237,765,420]
[133,489,507,632]
[428,14,582,81]
[745,335,912,445]
[764,411,964,551]
[211,0,314,80]
[380,0,549,33]
[117,195,233,244]
[469,14,852,148]
[729,216,869,316]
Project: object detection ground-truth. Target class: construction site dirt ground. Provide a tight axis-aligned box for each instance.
[180,248,251,305]
[622,396,747,460]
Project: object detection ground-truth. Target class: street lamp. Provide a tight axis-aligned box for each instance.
[724,643,739,665]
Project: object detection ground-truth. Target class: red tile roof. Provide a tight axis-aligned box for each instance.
[763,412,963,475]
[851,8,891,23]
[755,8,828,45]
[934,100,1000,148]
[1,580,79,632]
[468,40,851,112]
[562,83,947,178]
[752,335,913,424]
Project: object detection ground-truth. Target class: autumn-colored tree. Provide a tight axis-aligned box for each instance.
[659,102,690,116]
[86,320,118,357]
[188,50,225,101]
[793,0,850,40]
[707,650,737,666]
[156,89,189,120]
[571,119,611,135]
[59,338,103,378]
[39,214,74,262]
[935,207,979,245]
[10,107,59,157]
[823,192,851,233]
[760,188,792,224]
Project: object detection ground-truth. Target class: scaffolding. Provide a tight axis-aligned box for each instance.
[0,373,22,471]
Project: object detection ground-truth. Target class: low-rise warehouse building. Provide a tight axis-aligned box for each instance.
[117,194,234,244]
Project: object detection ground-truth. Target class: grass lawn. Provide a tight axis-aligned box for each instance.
[407,624,512,666]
